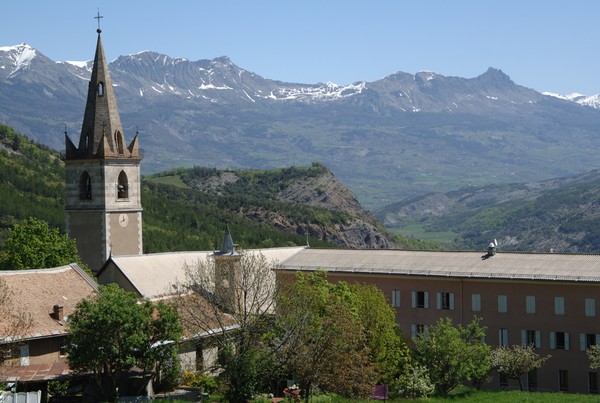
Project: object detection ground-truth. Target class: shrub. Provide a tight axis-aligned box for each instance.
[180,370,218,393]
[397,365,435,398]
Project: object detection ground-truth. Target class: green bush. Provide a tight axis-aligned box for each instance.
[180,370,218,393]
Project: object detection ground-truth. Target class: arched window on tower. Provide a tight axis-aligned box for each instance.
[115,131,124,154]
[117,171,129,199]
[97,82,105,97]
[79,171,92,200]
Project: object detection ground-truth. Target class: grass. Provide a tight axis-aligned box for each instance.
[391,224,458,244]
[154,389,600,402]
[145,174,188,188]
[433,389,600,402]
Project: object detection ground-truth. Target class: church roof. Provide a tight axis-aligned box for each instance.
[215,224,237,256]
[65,30,140,160]
[276,248,600,283]
[98,247,305,300]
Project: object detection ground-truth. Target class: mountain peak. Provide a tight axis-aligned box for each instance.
[479,67,512,82]
[0,43,39,77]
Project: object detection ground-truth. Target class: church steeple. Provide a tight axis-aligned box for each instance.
[65,29,140,160]
[64,22,143,273]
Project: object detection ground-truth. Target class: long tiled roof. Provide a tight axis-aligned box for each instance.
[103,247,306,299]
[276,248,600,283]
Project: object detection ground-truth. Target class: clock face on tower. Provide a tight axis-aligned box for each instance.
[119,213,129,227]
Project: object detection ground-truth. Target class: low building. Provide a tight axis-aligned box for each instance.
[275,247,600,394]
[0,264,98,388]
[97,246,305,371]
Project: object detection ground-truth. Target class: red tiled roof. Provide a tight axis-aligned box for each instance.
[0,362,70,382]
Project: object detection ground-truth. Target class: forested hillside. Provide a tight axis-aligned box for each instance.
[0,123,434,252]
[377,171,600,253]
[0,123,64,233]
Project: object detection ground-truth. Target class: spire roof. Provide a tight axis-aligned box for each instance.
[65,29,140,161]
[215,224,238,256]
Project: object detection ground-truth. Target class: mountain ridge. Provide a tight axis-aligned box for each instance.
[3,43,600,210]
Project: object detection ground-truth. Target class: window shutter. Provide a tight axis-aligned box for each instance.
[550,332,556,349]
[586,298,596,317]
[535,331,541,348]
[526,296,535,314]
[565,333,570,350]
[596,334,600,345]
[449,293,455,310]
[437,293,442,309]
[521,330,527,347]
[411,324,416,339]
[581,333,587,352]
[411,292,416,308]
[424,292,429,308]
[472,294,481,312]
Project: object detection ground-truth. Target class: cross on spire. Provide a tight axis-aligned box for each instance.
[95,9,103,33]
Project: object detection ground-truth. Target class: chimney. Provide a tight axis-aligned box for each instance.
[53,305,64,321]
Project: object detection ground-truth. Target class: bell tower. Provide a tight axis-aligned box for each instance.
[64,23,143,273]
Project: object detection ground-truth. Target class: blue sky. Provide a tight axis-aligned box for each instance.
[3,1,599,95]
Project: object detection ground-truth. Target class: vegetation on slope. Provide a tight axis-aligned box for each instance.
[378,171,600,253]
[1,122,436,252]
[0,123,64,233]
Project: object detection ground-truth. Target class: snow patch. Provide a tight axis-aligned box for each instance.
[64,60,89,68]
[199,83,233,90]
[1,43,37,77]
[261,81,366,101]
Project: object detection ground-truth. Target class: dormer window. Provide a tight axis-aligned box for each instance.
[79,171,92,200]
[97,82,105,97]
[117,171,129,199]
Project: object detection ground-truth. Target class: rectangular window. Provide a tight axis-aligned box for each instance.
[559,369,569,392]
[498,295,508,313]
[499,372,508,387]
[525,295,536,314]
[522,330,541,348]
[437,292,455,310]
[19,344,29,367]
[528,369,538,391]
[59,341,68,357]
[499,328,509,346]
[412,291,429,308]
[590,372,599,394]
[555,296,565,315]
[411,324,428,338]
[391,290,401,307]
[581,333,599,351]
[551,331,570,350]
[586,298,596,317]
[472,293,481,312]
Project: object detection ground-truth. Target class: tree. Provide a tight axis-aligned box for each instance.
[588,345,600,369]
[275,277,376,399]
[491,344,550,390]
[349,282,411,384]
[67,284,182,401]
[0,217,81,270]
[272,271,408,399]
[174,251,279,402]
[413,317,491,395]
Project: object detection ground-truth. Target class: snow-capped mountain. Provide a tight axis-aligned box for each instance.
[543,92,600,109]
[3,43,600,209]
